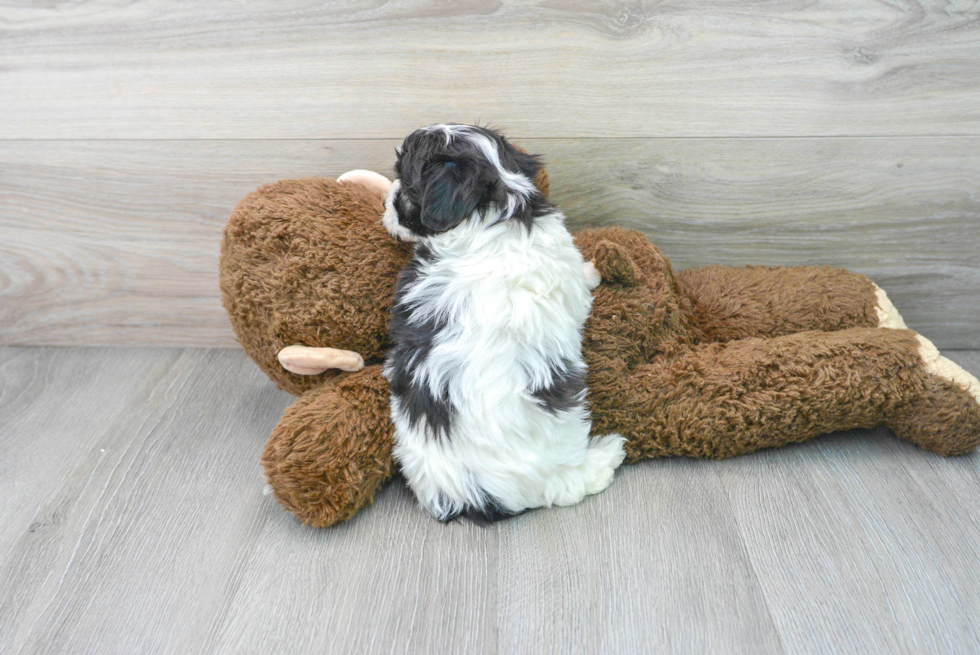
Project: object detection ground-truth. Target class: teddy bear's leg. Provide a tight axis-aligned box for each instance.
[262,365,395,527]
[675,265,905,342]
[595,328,980,462]
[890,335,980,455]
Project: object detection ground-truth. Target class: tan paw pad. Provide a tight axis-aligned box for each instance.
[873,283,907,329]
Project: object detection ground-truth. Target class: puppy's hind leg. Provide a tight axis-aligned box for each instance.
[548,433,627,507]
[583,433,627,495]
[583,260,602,290]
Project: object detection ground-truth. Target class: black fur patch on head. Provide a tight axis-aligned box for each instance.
[392,187,426,237]
[530,360,588,415]
[385,244,455,440]
[391,124,551,237]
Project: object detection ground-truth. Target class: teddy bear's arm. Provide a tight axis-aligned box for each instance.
[674,265,903,343]
[593,327,980,462]
[262,366,395,527]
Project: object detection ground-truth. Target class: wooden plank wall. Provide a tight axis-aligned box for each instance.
[1,1,978,348]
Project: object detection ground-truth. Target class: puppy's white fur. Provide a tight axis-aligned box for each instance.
[383,125,625,520]
[382,180,417,242]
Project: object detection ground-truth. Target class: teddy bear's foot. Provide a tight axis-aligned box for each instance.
[873,283,908,329]
[889,336,980,456]
[917,335,980,402]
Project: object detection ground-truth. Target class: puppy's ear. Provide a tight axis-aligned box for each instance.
[420,162,483,233]
[513,141,551,197]
[509,146,543,185]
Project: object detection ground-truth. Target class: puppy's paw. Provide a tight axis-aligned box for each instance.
[873,283,907,329]
[583,261,602,290]
[589,433,627,468]
[583,433,627,494]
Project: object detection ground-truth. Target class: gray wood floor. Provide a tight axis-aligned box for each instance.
[1,346,978,654]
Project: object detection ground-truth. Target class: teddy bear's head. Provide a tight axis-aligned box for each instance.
[221,166,551,397]
[220,177,412,395]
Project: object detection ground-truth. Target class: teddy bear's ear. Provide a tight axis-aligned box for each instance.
[592,239,641,287]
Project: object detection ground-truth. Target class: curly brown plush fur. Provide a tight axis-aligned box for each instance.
[221,178,409,396]
[220,175,980,527]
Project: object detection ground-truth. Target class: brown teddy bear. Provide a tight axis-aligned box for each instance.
[220,168,980,528]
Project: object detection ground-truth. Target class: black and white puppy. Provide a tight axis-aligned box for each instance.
[382,124,626,522]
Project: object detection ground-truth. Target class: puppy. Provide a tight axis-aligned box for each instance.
[382,124,626,522]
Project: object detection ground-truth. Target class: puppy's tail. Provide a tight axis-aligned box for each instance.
[437,491,523,526]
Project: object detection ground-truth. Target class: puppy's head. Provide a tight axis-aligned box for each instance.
[383,124,545,241]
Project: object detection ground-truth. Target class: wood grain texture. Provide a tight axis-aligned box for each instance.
[2,138,977,348]
[1,347,978,654]
[1,0,979,139]
[715,361,980,654]
[495,461,785,654]
[0,348,292,655]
